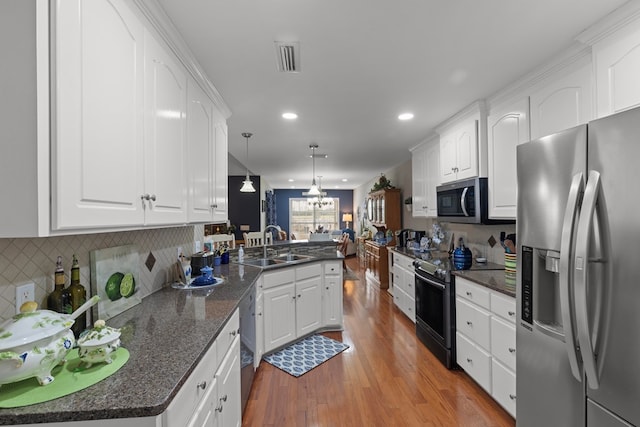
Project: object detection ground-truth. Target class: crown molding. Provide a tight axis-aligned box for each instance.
[576,0,640,46]
[132,0,232,119]
[435,100,486,134]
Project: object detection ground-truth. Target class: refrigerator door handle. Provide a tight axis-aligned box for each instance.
[559,172,584,381]
[574,170,602,390]
[461,187,469,216]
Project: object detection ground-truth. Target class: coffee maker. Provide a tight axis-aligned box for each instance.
[395,229,413,249]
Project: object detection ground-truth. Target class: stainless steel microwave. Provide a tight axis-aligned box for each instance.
[436,177,514,224]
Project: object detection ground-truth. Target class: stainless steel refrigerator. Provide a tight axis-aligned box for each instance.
[516,106,640,427]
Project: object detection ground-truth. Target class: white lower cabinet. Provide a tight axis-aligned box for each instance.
[165,308,240,427]
[261,261,344,355]
[391,252,416,322]
[322,262,344,328]
[455,277,516,418]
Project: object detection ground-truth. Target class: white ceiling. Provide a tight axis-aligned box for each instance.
[157,0,627,190]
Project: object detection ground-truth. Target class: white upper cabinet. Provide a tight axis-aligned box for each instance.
[0,0,229,237]
[591,16,640,118]
[529,62,592,140]
[487,98,530,219]
[186,79,228,224]
[213,121,229,222]
[437,103,484,184]
[410,136,439,218]
[187,78,216,223]
[53,0,146,230]
[439,119,478,184]
[143,30,188,225]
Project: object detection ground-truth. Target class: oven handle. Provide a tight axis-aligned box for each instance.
[416,273,446,290]
[461,187,469,217]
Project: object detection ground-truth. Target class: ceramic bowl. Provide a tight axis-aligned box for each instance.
[0,303,76,386]
[77,320,121,368]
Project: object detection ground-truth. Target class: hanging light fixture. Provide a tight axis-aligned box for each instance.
[302,143,323,196]
[240,132,256,193]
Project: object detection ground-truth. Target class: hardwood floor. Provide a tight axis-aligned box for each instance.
[243,257,515,427]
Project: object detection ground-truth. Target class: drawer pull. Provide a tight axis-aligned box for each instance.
[215,403,223,413]
[509,394,516,400]
[466,358,472,363]
[466,321,473,326]
[466,291,472,297]
[508,347,516,353]
[230,330,237,337]
[197,381,207,390]
[221,394,228,402]
[508,311,515,317]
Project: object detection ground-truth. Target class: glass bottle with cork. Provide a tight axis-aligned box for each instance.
[47,256,72,314]
[68,254,87,337]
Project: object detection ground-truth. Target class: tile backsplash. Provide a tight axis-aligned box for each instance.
[0,225,203,322]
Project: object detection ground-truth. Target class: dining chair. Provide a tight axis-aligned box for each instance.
[243,231,273,248]
[207,234,236,250]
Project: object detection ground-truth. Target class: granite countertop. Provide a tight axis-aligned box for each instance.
[453,269,516,298]
[0,247,343,425]
[0,263,261,425]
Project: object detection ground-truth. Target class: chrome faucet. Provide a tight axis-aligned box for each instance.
[263,225,279,260]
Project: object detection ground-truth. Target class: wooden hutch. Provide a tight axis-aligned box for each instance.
[362,188,401,289]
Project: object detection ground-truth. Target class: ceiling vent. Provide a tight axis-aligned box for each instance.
[275,41,300,73]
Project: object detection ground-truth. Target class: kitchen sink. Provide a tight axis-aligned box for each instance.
[273,253,314,262]
[241,258,280,267]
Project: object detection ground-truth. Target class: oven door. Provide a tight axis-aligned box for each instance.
[414,271,451,348]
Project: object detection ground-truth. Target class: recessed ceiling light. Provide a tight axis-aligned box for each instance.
[288,178,294,182]
[341,178,348,182]
[398,113,414,121]
[282,112,298,120]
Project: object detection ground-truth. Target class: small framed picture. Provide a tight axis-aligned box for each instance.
[90,245,142,321]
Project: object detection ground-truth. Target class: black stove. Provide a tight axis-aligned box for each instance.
[412,251,503,368]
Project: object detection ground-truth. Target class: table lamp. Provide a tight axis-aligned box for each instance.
[342,213,352,229]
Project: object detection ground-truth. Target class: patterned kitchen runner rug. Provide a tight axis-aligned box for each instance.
[263,334,349,377]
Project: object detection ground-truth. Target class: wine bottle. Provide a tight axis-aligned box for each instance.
[68,254,87,337]
[48,256,71,314]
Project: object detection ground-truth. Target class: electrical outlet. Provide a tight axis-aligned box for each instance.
[16,282,35,314]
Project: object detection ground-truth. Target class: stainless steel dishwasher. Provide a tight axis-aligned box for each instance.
[238,284,256,414]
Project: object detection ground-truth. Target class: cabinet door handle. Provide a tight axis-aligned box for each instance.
[215,403,223,413]
[292,295,296,300]
[197,381,207,390]
[141,193,157,202]
[466,358,472,363]
[326,286,329,290]
[297,294,302,299]
[221,394,228,402]
[466,321,473,326]
[508,347,516,353]
[509,394,516,400]
[230,330,237,337]
[508,311,515,317]
[466,291,472,297]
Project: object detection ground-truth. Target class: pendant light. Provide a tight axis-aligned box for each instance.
[240,132,256,193]
[302,144,321,196]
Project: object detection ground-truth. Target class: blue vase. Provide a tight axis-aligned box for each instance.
[453,245,472,270]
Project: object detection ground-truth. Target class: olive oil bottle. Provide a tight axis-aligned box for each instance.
[68,254,87,337]
[48,256,72,314]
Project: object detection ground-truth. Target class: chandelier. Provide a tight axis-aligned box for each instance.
[308,176,333,208]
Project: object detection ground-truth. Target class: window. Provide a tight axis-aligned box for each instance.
[289,197,340,238]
